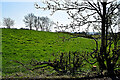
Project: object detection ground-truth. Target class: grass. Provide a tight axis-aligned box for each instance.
[1,28,110,78]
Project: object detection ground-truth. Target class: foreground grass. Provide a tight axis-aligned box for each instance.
[2,28,100,77]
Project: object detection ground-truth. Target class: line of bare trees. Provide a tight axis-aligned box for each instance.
[23,13,53,31]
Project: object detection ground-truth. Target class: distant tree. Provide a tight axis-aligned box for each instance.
[40,16,53,31]
[37,16,42,31]
[33,16,39,31]
[23,13,35,30]
[3,18,14,28]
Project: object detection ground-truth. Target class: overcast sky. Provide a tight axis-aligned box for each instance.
[0,0,120,32]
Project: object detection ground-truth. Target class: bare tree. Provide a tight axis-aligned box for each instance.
[33,16,39,31]
[3,18,14,28]
[40,16,53,31]
[34,0,120,78]
[37,16,42,31]
[23,13,35,30]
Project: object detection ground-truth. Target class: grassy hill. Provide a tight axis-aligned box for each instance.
[2,28,99,77]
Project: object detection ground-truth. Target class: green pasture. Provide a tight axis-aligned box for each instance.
[2,28,119,78]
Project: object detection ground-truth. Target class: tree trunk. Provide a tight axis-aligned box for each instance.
[107,64,115,75]
[107,63,116,79]
[101,2,106,57]
[99,2,107,74]
[30,24,32,30]
[36,28,38,31]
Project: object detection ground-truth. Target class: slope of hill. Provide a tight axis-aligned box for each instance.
[2,28,97,77]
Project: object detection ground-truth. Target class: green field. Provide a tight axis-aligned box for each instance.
[1,28,103,77]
